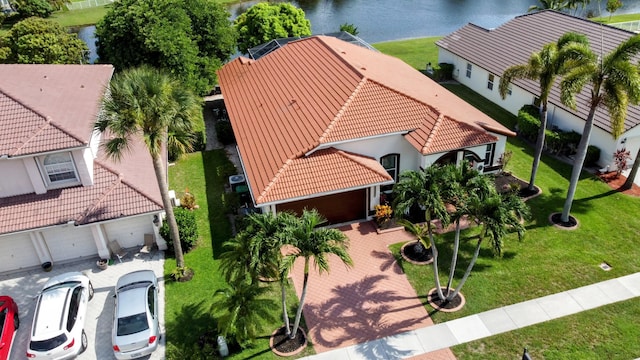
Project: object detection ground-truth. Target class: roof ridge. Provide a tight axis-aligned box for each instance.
[257,158,294,204]
[319,78,368,143]
[75,167,123,224]
[316,36,366,78]
[334,148,392,180]
[422,113,446,154]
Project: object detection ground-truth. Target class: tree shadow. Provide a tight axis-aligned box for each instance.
[304,274,430,354]
[201,150,234,259]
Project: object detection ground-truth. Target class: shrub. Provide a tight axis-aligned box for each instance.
[517,106,540,142]
[13,0,53,18]
[216,162,237,180]
[215,120,235,145]
[585,145,601,166]
[159,207,198,254]
[374,204,393,226]
[544,129,562,154]
[436,63,454,81]
[560,131,582,154]
[191,130,206,152]
[222,192,240,214]
[180,189,197,210]
[499,150,513,174]
[613,148,631,176]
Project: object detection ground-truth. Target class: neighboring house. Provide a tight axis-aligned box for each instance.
[217,36,514,224]
[0,0,12,13]
[437,10,640,175]
[0,64,166,273]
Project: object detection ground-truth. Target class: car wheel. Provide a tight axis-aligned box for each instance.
[80,330,88,353]
[88,282,94,301]
[14,314,19,330]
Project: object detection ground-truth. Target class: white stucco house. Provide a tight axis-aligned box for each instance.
[0,64,166,274]
[217,35,515,224]
[437,10,640,181]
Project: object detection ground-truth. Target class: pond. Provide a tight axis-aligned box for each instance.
[76,0,640,63]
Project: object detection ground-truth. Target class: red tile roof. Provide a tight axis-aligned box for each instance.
[437,10,640,135]
[0,64,163,235]
[405,115,498,155]
[0,64,114,156]
[218,36,512,205]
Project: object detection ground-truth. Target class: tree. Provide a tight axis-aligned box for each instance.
[212,281,276,349]
[528,0,569,12]
[606,0,623,20]
[559,34,640,222]
[499,32,590,193]
[12,0,53,18]
[96,0,236,95]
[281,209,353,339]
[234,2,311,54]
[0,17,87,64]
[95,67,202,270]
[393,165,455,300]
[339,23,359,36]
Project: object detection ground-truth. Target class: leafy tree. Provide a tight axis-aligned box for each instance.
[281,209,353,339]
[0,17,87,64]
[392,165,451,300]
[212,281,277,349]
[234,2,311,54]
[528,0,569,12]
[339,22,359,36]
[96,0,236,95]
[95,67,203,270]
[559,34,640,222]
[12,0,53,18]
[606,0,623,19]
[159,207,198,254]
[499,32,590,193]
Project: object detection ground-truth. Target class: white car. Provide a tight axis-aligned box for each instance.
[112,270,159,360]
[27,272,93,359]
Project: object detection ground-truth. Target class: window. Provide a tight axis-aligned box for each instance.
[380,154,399,192]
[66,287,82,332]
[507,85,513,96]
[484,143,496,166]
[147,286,156,317]
[487,74,495,90]
[40,152,79,185]
[466,63,472,78]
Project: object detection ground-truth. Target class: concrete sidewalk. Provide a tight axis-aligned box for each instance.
[303,272,640,359]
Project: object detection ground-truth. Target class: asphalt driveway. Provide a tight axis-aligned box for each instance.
[0,251,165,360]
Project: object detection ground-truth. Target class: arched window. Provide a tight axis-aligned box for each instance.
[41,152,79,185]
[380,154,399,192]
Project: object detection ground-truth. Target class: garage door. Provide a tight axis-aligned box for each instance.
[45,226,96,262]
[277,189,367,224]
[0,233,40,273]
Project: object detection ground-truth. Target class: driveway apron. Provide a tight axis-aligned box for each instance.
[290,221,455,359]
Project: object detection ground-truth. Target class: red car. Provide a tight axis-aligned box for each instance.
[0,296,19,360]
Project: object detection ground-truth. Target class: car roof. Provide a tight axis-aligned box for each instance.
[117,287,148,318]
[32,285,75,338]
[116,270,156,290]
[43,272,86,290]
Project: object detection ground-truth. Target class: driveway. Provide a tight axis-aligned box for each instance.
[0,251,165,360]
[290,221,455,359]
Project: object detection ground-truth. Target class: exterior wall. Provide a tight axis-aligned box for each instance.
[73,147,94,186]
[330,133,422,173]
[0,232,40,273]
[102,214,157,249]
[0,158,33,197]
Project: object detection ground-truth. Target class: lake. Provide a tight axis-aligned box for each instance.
[78,0,640,63]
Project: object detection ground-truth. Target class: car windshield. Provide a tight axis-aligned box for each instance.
[30,333,67,351]
[43,281,80,292]
[117,313,149,336]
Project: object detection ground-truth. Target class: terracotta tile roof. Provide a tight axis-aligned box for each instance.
[218,36,512,206]
[0,64,114,156]
[257,148,392,204]
[405,115,498,155]
[437,10,640,135]
[0,162,162,234]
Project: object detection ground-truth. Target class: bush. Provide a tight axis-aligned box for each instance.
[544,129,562,154]
[436,63,454,81]
[13,0,53,18]
[585,145,601,166]
[159,207,198,254]
[216,162,237,180]
[560,131,582,154]
[180,190,197,210]
[191,130,206,152]
[517,105,540,142]
[222,192,240,214]
[215,120,235,145]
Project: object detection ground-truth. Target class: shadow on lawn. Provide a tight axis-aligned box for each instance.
[202,150,234,259]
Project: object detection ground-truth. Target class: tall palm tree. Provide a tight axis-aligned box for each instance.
[212,281,276,348]
[95,66,202,269]
[281,209,353,340]
[559,34,640,222]
[392,165,452,300]
[499,32,590,193]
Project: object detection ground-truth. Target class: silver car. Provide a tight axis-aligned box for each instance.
[27,272,93,359]
[112,270,159,360]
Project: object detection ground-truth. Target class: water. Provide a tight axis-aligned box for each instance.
[74,25,98,64]
[76,0,640,63]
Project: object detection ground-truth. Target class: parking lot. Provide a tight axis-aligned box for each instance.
[0,251,165,360]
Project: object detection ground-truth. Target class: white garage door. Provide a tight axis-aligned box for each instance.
[44,226,96,262]
[0,233,40,273]
[103,216,155,248]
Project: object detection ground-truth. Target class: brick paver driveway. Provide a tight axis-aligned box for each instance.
[0,252,165,360]
[290,221,455,359]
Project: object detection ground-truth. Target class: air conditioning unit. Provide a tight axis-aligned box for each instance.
[476,163,484,172]
[229,174,246,191]
[168,190,180,207]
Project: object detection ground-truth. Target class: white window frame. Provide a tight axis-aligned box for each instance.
[38,152,80,188]
[466,63,472,78]
[380,153,400,193]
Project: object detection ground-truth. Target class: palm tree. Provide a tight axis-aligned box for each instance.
[212,281,277,348]
[499,32,590,193]
[392,165,452,300]
[95,66,202,269]
[528,0,569,12]
[559,34,640,222]
[281,209,353,340]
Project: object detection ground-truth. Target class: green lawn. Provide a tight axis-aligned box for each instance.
[165,150,314,359]
[374,36,442,71]
[49,6,111,28]
[376,39,640,358]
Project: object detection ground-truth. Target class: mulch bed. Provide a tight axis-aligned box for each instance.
[427,287,466,312]
[550,213,578,228]
[401,241,433,263]
[597,171,640,197]
[271,326,307,355]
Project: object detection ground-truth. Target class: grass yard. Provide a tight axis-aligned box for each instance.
[374,36,442,71]
[49,6,111,27]
[165,150,313,359]
[377,39,640,358]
